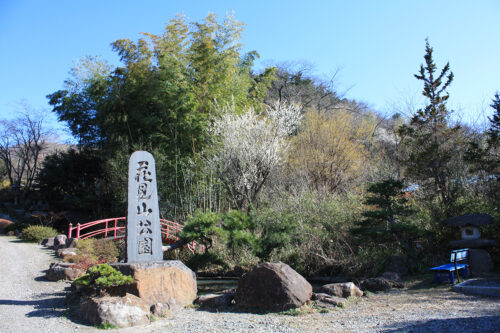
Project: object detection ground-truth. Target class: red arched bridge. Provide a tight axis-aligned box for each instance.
[68,217,204,253]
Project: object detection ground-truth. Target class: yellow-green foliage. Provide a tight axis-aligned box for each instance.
[21,225,58,243]
[0,179,10,189]
[287,110,375,192]
[75,238,120,263]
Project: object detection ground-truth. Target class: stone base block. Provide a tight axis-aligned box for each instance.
[469,249,494,274]
[112,260,197,309]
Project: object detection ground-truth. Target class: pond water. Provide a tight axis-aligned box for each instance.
[197,278,239,295]
[197,278,324,295]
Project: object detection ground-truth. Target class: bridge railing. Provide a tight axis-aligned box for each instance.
[68,217,204,253]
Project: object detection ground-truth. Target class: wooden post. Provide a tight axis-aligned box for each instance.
[105,220,109,238]
[76,223,81,239]
[68,223,73,238]
[114,218,117,238]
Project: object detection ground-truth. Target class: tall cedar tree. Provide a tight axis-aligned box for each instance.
[398,40,460,216]
[465,92,500,200]
[487,92,500,152]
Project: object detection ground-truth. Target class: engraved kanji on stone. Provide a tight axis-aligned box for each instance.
[137,183,151,199]
[138,237,152,254]
[135,161,152,183]
[138,219,152,236]
[137,201,153,216]
[127,151,163,262]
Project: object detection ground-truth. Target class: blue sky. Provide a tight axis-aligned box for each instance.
[1,0,499,139]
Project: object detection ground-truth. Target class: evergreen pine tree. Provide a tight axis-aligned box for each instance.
[398,39,461,216]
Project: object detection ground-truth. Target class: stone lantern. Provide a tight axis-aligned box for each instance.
[442,214,497,273]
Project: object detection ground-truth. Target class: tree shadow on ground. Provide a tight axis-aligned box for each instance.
[8,239,32,244]
[404,273,456,293]
[0,292,67,319]
[381,315,500,332]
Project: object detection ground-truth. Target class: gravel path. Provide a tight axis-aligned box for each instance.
[0,234,498,332]
[0,235,94,332]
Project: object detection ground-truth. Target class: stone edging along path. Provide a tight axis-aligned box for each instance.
[1,234,500,332]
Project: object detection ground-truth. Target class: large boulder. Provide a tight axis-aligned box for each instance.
[234,262,312,312]
[320,282,363,298]
[46,262,86,281]
[359,277,404,292]
[79,294,150,328]
[53,234,67,250]
[112,260,197,309]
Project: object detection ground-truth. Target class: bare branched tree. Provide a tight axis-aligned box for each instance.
[0,111,50,193]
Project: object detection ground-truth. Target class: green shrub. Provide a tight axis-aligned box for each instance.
[21,225,58,242]
[179,211,222,252]
[250,208,300,262]
[73,263,133,288]
[66,238,120,270]
[186,252,229,272]
[77,238,120,263]
[221,210,256,260]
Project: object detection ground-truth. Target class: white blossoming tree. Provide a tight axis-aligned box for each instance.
[211,101,302,211]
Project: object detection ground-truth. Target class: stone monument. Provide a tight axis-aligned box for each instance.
[112,151,197,310]
[126,151,163,262]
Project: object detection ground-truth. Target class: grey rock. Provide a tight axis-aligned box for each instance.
[56,247,77,258]
[53,234,67,250]
[46,262,85,281]
[195,292,235,308]
[41,237,55,248]
[320,282,363,298]
[79,294,150,328]
[150,303,170,317]
[235,261,312,312]
[359,277,404,292]
[312,293,346,307]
